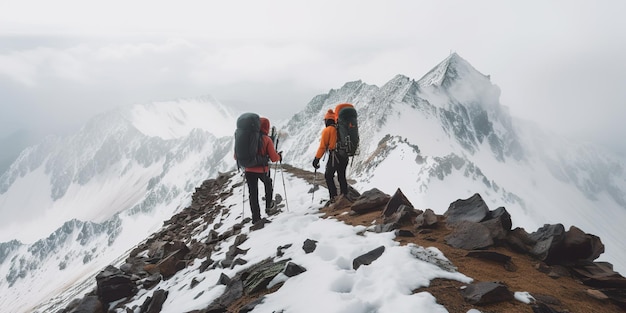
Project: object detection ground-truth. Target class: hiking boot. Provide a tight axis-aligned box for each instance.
[265,200,276,215]
[250,219,265,231]
[333,195,352,209]
[324,195,338,207]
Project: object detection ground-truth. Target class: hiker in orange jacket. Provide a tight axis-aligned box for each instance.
[241,117,282,226]
[312,109,349,203]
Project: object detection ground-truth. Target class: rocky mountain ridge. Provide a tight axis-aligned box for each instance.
[2,52,626,312]
[51,165,626,313]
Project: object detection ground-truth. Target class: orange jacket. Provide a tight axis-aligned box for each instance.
[315,125,337,159]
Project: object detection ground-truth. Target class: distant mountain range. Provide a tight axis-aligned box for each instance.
[1,53,624,312]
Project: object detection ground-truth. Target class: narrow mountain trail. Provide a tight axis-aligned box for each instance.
[57,164,625,313]
[250,164,626,313]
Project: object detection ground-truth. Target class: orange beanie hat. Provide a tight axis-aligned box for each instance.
[324,109,335,120]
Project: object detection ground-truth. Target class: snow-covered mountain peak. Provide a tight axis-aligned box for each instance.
[122,95,236,140]
[417,52,478,88]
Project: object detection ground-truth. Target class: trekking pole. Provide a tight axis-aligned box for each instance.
[312,168,317,202]
[279,162,289,212]
[242,173,246,220]
[272,131,280,202]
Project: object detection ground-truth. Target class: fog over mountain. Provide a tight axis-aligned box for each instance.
[0,53,625,313]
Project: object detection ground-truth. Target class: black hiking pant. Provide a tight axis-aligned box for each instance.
[245,171,273,223]
[325,152,349,199]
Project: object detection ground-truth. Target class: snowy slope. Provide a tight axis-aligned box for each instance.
[33,171,546,313]
[0,97,238,312]
[2,52,625,312]
[277,53,626,273]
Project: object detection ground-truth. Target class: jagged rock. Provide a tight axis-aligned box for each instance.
[230,258,248,269]
[139,289,168,313]
[570,262,626,288]
[480,207,512,242]
[461,281,514,305]
[382,204,420,228]
[156,245,190,278]
[233,234,248,246]
[199,257,214,273]
[67,295,103,313]
[444,193,490,225]
[206,229,220,244]
[190,277,201,289]
[95,265,136,303]
[561,226,604,263]
[415,209,438,228]
[506,227,536,253]
[276,244,292,257]
[205,280,243,312]
[381,188,413,217]
[283,262,307,277]
[353,246,385,270]
[243,259,289,294]
[218,273,231,285]
[445,221,494,250]
[238,297,265,313]
[226,245,248,259]
[529,224,566,263]
[529,224,605,266]
[141,273,162,289]
[303,239,317,254]
[373,223,396,233]
[351,188,390,214]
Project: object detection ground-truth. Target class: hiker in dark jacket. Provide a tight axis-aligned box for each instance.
[312,109,349,203]
[240,117,281,227]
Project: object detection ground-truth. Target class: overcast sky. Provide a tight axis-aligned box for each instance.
[1,0,625,155]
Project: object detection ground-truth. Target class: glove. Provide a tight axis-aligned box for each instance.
[312,157,320,169]
[278,151,283,162]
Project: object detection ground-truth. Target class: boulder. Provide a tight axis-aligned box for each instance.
[353,246,385,270]
[480,207,512,242]
[382,205,421,229]
[95,265,136,303]
[381,188,413,217]
[351,188,391,214]
[303,239,317,254]
[283,262,307,277]
[68,295,103,313]
[461,281,514,305]
[528,224,566,263]
[139,289,168,313]
[444,193,490,225]
[415,209,438,228]
[445,221,494,250]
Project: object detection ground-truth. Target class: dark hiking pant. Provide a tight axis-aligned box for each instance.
[325,152,349,199]
[245,171,273,223]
